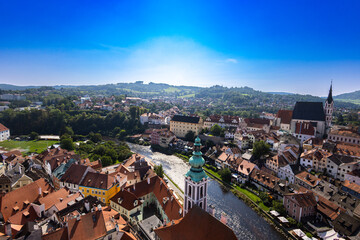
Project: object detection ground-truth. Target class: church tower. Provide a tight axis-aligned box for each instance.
[325,82,334,130]
[184,137,208,216]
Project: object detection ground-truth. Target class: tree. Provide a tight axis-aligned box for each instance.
[154,164,164,178]
[210,124,222,136]
[29,131,39,140]
[89,132,102,143]
[337,114,344,125]
[60,135,74,151]
[62,126,74,136]
[272,200,286,215]
[185,131,195,142]
[218,168,232,182]
[101,156,112,167]
[287,217,297,226]
[252,140,271,159]
[259,192,271,207]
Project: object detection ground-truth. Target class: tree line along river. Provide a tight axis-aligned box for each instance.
[127,143,285,240]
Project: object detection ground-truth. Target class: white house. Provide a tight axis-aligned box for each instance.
[326,154,359,181]
[0,123,10,141]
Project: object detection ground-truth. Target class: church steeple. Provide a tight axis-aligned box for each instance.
[184,137,208,216]
[326,81,333,104]
[185,137,207,182]
[325,81,334,130]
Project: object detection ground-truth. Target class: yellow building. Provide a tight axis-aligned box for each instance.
[79,172,119,205]
[170,115,202,138]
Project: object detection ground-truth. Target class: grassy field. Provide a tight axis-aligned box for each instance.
[204,164,222,179]
[178,93,195,98]
[233,185,270,211]
[0,140,59,153]
[336,99,360,105]
[204,164,271,212]
[164,87,181,93]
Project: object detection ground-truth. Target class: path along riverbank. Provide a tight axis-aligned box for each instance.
[127,142,286,240]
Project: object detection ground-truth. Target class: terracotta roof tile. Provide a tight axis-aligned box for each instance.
[154,205,237,240]
[7,205,38,226]
[284,192,317,207]
[315,194,344,220]
[42,210,107,240]
[110,190,141,211]
[276,110,293,124]
[0,123,9,132]
[80,172,115,190]
[343,180,360,194]
[125,176,183,221]
[295,122,315,136]
[0,178,54,222]
[295,171,320,187]
[60,164,93,185]
[237,160,258,176]
[250,169,281,189]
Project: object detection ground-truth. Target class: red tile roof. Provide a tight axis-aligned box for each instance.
[295,122,315,136]
[42,210,107,240]
[80,172,115,190]
[110,189,141,211]
[343,180,360,194]
[335,143,360,157]
[237,160,258,176]
[250,169,281,189]
[296,171,320,187]
[276,110,293,124]
[125,176,183,221]
[154,205,237,240]
[204,115,240,125]
[0,123,9,132]
[60,164,93,185]
[315,194,344,220]
[0,178,54,222]
[7,205,38,226]
[284,192,317,207]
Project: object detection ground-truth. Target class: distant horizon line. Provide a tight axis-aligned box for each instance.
[0,81,353,98]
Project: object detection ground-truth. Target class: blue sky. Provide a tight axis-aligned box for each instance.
[0,0,359,96]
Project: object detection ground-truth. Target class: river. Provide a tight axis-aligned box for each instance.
[127,143,285,240]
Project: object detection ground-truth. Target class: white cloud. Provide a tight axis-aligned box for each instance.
[225,58,238,63]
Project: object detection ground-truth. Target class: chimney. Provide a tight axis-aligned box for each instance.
[208,205,215,216]
[220,212,228,225]
[147,178,150,184]
[315,195,319,202]
[4,222,11,236]
[84,201,90,212]
[133,184,136,191]
[38,187,42,196]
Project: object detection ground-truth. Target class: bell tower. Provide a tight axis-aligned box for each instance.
[184,137,208,216]
[325,82,334,130]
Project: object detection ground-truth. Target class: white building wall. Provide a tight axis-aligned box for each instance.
[0,130,10,141]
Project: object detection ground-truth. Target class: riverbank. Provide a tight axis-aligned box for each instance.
[203,168,296,240]
[126,142,286,239]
